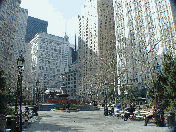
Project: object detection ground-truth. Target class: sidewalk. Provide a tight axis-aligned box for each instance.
[24,110,175,132]
[114,120,174,132]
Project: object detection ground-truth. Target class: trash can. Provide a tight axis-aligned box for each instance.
[5,115,17,131]
[167,112,175,128]
[10,119,17,132]
[104,107,108,116]
[6,115,13,129]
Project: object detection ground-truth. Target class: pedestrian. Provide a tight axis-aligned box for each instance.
[66,101,70,113]
[128,105,135,116]
[67,101,70,110]
[144,106,157,126]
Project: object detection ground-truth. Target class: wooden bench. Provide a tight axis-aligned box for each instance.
[134,110,150,120]
[114,113,121,117]
[135,115,144,120]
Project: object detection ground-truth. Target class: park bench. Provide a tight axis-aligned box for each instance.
[133,110,150,120]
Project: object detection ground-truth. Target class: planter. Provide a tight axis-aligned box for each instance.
[93,108,100,110]
[61,110,79,112]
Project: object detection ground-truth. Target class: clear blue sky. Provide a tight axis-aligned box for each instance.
[20,0,85,45]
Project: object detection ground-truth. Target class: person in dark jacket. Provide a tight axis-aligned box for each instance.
[144,106,157,126]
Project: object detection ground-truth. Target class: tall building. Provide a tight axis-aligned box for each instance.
[31,32,71,92]
[25,16,48,43]
[78,0,116,103]
[13,7,31,100]
[78,0,98,101]
[72,34,77,63]
[62,61,78,99]
[170,0,176,28]
[24,16,48,100]
[14,7,28,55]
[69,46,77,64]
[114,0,176,96]
[97,0,116,99]
[0,0,22,90]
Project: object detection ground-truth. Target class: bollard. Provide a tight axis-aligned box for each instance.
[167,111,175,128]
[104,107,108,116]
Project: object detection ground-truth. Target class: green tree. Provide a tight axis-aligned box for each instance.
[148,52,176,111]
[0,69,14,115]
[118,83,140,107]
[0,69,7,114]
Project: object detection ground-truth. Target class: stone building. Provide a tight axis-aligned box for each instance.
[97,0,116,102]
[13,7,31,100]
[31,32,71,93]
[77,0,98,100]
[114,0,176,96]
[77,0,116,103]
[0,0,22,91]
[170,0,176,28]
[62,61,78,99]
[25,16,48,43]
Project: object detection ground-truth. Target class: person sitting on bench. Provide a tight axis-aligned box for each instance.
[144,106,157,126]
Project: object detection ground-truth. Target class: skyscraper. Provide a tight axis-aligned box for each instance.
[114,0,176,96]
[170,0,176,28]
[31,32,70,90]
[14,7,28,59]
[0,0,22,90]
[25,16,48,43]
[78,0,116,102]
[97,0,116,95]
[14,7,31,100]
[78,0,99,99]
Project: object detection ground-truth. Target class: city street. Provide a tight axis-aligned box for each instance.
[24,109,171,132]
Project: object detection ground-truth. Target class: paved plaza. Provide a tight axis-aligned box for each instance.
[22,109,175,132]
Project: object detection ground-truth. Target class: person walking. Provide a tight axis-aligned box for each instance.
[66,101,70,113]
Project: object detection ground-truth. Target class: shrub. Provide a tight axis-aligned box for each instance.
[28,105,36,107]
[93,106,98,108]
[69,107,78,110]
[4,107,15,115]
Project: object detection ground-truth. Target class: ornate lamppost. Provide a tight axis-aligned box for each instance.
[61,72,67,94]
[35,80,40,108]
[124,89,128,107]
[17,53,25,132]
[104,81,108,116]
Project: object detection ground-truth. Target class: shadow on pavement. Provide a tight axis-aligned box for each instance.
[23,117,85,132]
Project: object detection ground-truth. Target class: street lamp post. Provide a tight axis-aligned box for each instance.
[15,74,20,115]
[155,62,161,109]
[17,53,25,132]
[125,90,128,107]
[104,81,108,116]
[35,80,40,109]
[111,72,117,106]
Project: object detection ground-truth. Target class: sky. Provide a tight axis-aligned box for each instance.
[20,0,85,45]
